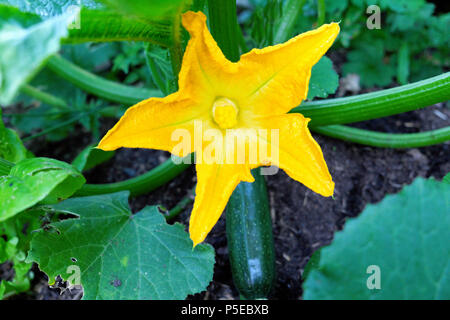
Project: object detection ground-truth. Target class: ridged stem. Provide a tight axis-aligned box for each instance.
[47,55,162,105]
[312,125,450,148]
[296,72,450,126]
[47,55,450,126]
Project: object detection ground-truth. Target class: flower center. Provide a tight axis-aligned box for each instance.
[212,97,238,129]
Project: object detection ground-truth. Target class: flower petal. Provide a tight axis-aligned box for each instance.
[238,23,340,116]
[97,92,205,156]
[256,113,334,197]
[179,11,237,97]
[189,162,253,246]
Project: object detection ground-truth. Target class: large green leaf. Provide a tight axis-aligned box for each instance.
[1,1,174,47]
[0,158,85,222]
[27,192,215,300]
[303,177,450,299]
[67,8,173,46]
[0,5,75,105]
[307,56,339,100]
[0,109,28,162]
[99,0,191,21]
[0,0,99,15]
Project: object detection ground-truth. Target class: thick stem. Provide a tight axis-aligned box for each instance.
[47,56,450,126]
[207,0,240,62]
[47,55,162,105]
[295,72,450,126]
[312,125,450,148]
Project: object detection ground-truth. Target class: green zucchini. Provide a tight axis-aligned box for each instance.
[226,168,276,299]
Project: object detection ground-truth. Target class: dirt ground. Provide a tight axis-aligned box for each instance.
[2,99,445,300]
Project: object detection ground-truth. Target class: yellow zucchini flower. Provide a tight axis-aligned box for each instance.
[98,11,339,246]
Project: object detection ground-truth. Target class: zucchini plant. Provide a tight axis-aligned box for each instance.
[0,0,449,300]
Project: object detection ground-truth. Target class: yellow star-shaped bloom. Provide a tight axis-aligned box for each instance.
[98,11,339,246]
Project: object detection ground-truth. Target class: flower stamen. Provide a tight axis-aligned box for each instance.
[212,97,238,129]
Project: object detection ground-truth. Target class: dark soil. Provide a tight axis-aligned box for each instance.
[2,99,446,300]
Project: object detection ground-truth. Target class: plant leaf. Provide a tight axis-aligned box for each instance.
[0,209,42,298]
[72,144,115,172]
[0,158,85,222]
[0,5,76,105]
[0,109,28,162]
[98,0,191,21]
[303,177,450,299]
[1,1,174,47]
[0,0,100,16]
[342,39,395,88]
[27,191,215,300]
[67,8,173,46]
[307,56,339,100]
[443,172,450,184]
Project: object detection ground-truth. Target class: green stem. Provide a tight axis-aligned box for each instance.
[273,0,306,44]
[169,8,184,88]
[145,45,169,95]
[165,188,195,221]
[47,56,450,126]
[295,72,450,126]
[207,0,240,62]
[19,84,122,118]
[312,125,450,148]
[19,84,69,110]
[0,158,14,175]
[316,0,325,26]
[46,55,162,105]
[75,155,193,197]
[22,107,102,142]
[236,23,249,54]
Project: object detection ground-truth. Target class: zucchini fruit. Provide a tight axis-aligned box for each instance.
[226,168,276,299]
